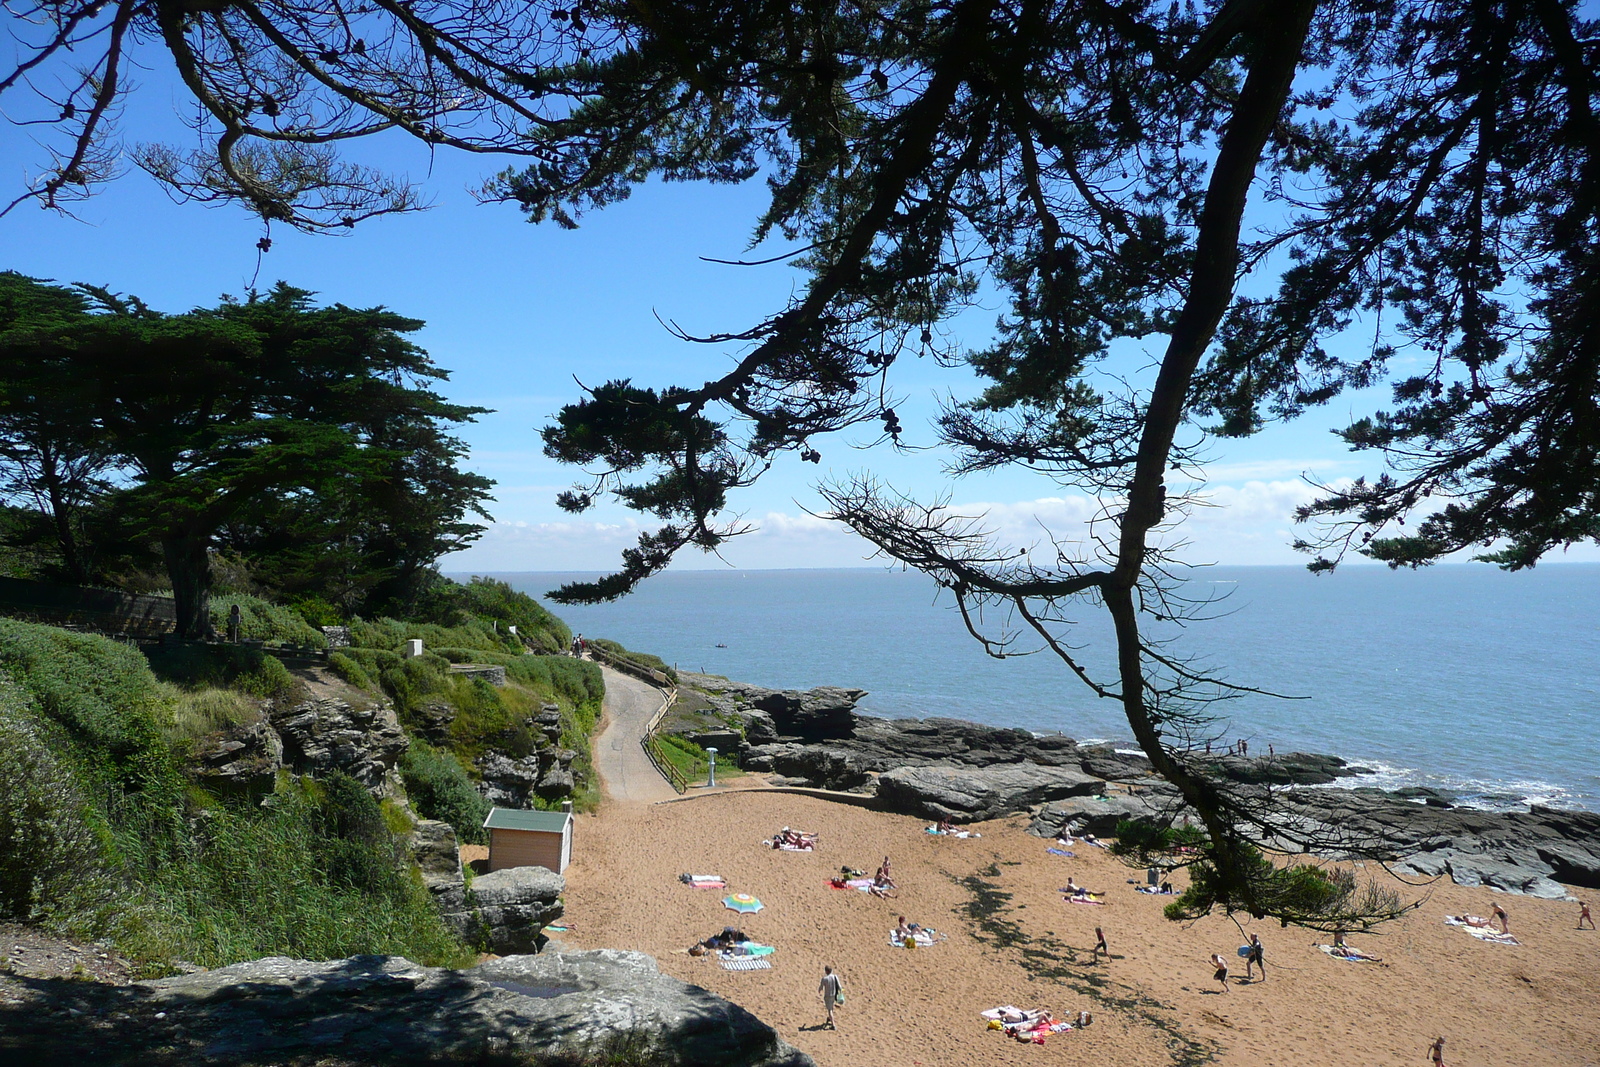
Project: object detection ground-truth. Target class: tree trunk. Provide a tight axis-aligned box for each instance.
[163,533,214,640]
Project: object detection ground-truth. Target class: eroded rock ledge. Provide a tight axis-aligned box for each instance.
[0,950,813,1067]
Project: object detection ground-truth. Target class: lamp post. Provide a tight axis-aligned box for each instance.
[706,747,718,788]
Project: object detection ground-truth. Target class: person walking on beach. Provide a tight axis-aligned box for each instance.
[1492,903,1509,934]
[1578,900,1594,930]
[1210,953,1229,992]
[1092,926,1109,962]
[1428,1035,1447,1065]
[1245,933,1266,981]
[819,965,845,1029]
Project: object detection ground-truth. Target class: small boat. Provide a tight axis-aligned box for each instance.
[715,642,728,648]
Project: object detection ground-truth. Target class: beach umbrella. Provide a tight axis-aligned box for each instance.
[722,893,764,914]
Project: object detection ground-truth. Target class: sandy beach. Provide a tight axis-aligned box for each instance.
[554,788,1600,1067]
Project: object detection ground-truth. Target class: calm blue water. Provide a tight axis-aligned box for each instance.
[472,566,1600,812]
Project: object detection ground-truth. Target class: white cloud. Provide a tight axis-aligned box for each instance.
[445,483,1341,571]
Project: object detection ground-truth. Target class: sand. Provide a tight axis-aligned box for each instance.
[554,787,1600,1067]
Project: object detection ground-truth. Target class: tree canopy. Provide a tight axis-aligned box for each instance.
[6,0,1598,926]
[0,274,494,634]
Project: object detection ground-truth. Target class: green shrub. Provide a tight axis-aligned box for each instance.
[0,619,177,799]
[412,576,571,652]
[210,593,327,648]
[0,679,114,925]
[145,642,295,698]
[590,638,677,684]
[112,777,472,971]
[328,650,376,691]
[400,741,491,844]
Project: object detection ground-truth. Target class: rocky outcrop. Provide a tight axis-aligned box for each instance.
[478,752,542,807]
[188,717,282,800]
[0,952,813,1066]
[442,866,566,954]
[1028,783,1600,896]
[1284,789,1600,897]
[683,675,867,743]
[876,763,1104,821]
[267,695,408,790]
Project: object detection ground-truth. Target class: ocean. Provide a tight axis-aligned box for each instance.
[477,565,1600,813]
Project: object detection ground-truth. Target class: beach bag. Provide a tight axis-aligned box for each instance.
[988,1020,1004,1031]
[903,934,917,950]
[834,990,846,1005]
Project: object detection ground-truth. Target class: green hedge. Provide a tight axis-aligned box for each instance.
[400,741,491,844]
[209,593,327,648]
[144,642,294,698]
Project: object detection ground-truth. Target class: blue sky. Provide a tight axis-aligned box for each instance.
[5,68,1592,574]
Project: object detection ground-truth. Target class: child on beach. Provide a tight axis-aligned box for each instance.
[1092,926,1108,962]
[1428,1035,1447,1065]
[1492,903,1510,934]
[1210,953,1229,992]
[1578,901,1593,930]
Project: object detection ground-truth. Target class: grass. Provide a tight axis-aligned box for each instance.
[157,684,261,742]
[650,733,743,785]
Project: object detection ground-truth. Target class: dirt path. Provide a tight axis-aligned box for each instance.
[590,663,680,804]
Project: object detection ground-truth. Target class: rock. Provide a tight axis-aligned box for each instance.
[478,752,542,808]
[750,744,874,792]
[267,695,407,791]
[0,952,811,1066]
[686,729,744,752]
[682,674,866,742]
[448,664,507,686]
[443,866,565,955]
[1211,751,1357,786]
[1077,745,1155,782]
[188,717,281,799]
[410,819,465,909]
[319,625,351,648]
[876,763,1104,821]
[1029,789,1189,838]
[411,699,457,746]
[536,766,575,800]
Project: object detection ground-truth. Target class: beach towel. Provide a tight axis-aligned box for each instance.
[845,878,875,891]
[718,955,772,971]
[1068,896,1106,905]
[1445,916,1519,944]
[1135,886,1174,895]
[889,929,941,948]
[681,874,727,889]
[1046,848,1075,857]
[980,1006,1035,1022]
[925,826,980,838]
[725,941,775,956]
[1318,944,1378,962]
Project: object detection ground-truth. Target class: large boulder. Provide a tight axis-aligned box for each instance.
[443,865,565,954]
[267,695,407,791]
[409,818,465,910]
[6,952,813,1065]
[876,762,1104,821]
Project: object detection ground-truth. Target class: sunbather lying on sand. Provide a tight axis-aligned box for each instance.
[773,827,819,849]
[1063,877,1102,898]
[1449,914,1493,928]
[1329,943,1383,962]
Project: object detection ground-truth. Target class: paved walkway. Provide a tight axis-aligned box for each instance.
[590,664,680,804]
